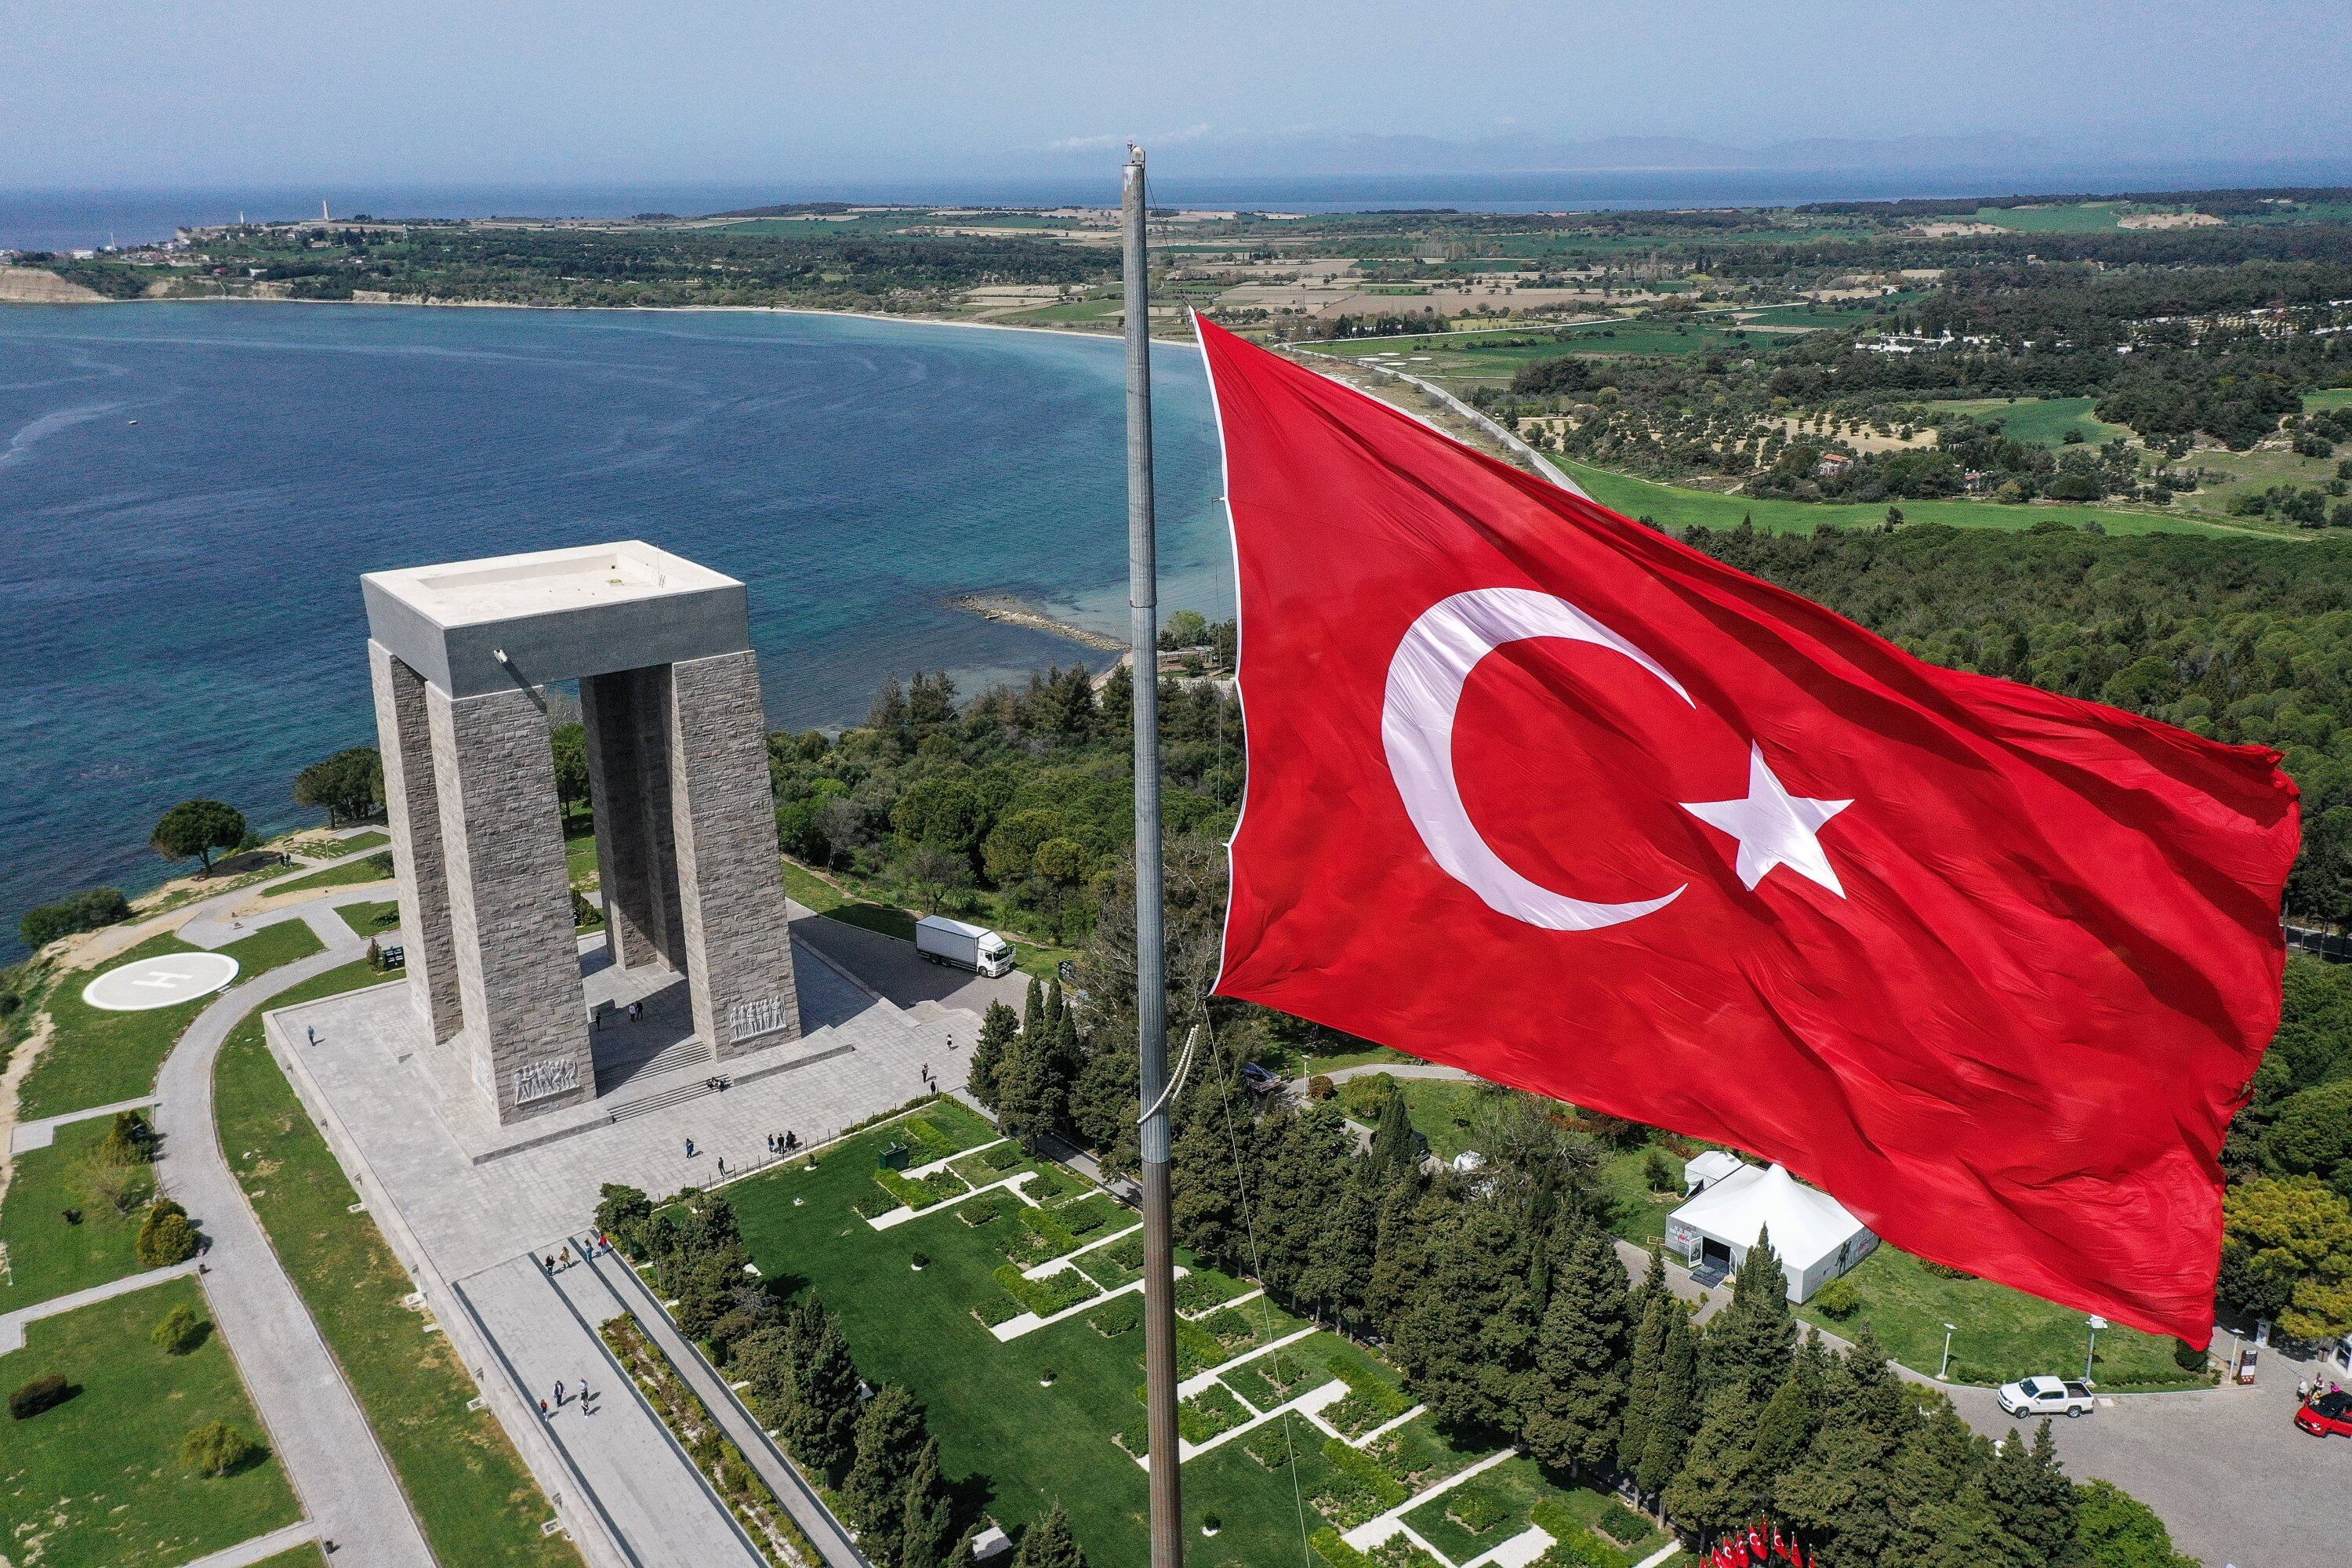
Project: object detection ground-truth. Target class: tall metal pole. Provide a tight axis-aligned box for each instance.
[1123,143,1182,1568]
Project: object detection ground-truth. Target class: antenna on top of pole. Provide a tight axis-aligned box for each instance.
[1122,143,1184,1568]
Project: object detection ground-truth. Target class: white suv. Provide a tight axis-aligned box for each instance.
[1996,1375,2095,1418]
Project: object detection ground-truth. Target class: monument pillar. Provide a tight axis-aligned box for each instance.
[368,641,462,1042]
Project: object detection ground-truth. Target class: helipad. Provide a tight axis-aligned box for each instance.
[82,952,240,1011]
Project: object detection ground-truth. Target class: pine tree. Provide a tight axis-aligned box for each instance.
[1012,1501,1087,1568]
[968,1000,1018,1109]
[1636,1306,1700,1501]
[1389,1196,1538,1435]
[1706,1227,1794,1398]
[1365,1172,1437,1331]
[841,1383,927,1561]
[783,1298,862,1478]
[1022,975,1044,1040]
[1368,1088,1418,1180]
[1618,1290,1668,1478]
[1520,1219,1632,1476]
[898,1436,957,1568]
[1745,1330,1823,1495]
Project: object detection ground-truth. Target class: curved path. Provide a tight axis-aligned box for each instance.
[142,862,437,1566]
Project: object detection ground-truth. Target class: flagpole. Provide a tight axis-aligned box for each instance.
[1123,143,1183,1568]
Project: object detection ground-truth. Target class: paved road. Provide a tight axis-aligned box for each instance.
[786,901,1030,1020]
[148,880,436,1568]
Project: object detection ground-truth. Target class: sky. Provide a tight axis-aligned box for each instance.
[3,0,2350,191]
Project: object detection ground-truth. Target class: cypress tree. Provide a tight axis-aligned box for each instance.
[1012,1501,1087,1568]
[1521,1219,1632,1477]
[1746,1330,1823,1494]
[1636,1306,1700,1501]
[1707,1227,1794,1398]
[784,1298,862,1478]
[1367,1085,1419,1180]
[969,1000,1018,1110]
[898,1436,958,1568]
[1982,1421,2077,1562]
[1659,1379,1759,1534]
[1618,1290,1669,1478]
[1022,974,1044,1040]
[841,1383,927,1561]
[1365,1171,1438,1331]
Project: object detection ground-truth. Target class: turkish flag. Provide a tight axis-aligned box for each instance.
[1198,318,2298,1343]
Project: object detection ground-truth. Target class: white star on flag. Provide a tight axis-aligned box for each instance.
[1680,743,1853,896]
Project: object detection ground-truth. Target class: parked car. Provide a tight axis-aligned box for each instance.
[2296,1388,2352,1439]
[1995,1376,2096,1418]
[1240,1062,1283,1094]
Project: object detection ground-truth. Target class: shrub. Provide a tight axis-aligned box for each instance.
[1642,1149,1675,1192]
[2172,1337,2209,1372]
[20,887,132,950]
[1810,1276,1861,1319]
[1087,1295,1142,1338]
[137,1200,200,1266]
[1920,1258,1977,1280]
[990,1263,1093,1319]
[9,1374,74,1421]
[1308,1074,1335,1101]
[152,1303,208,1354]
[1174,1269,1246,1315]
[1310,1526,1374,1568]
[979,1141,1025,1171]
[101,1109,157,1168]
[182,1419,259,1476]
[1176,1383,1250,1443]
[959,1193,1009,1228]
[1446,1480,1510,1534]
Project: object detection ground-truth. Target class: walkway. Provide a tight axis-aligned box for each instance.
[148,880,435,1568]
[583,1239,869,1568]
[9,1092,158,1153]
[454,1250,764,1568]
[0,1258,198,1352]
[177,1519,325,1568]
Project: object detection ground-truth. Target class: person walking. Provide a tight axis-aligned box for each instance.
[2299,1375,2314,1404]
[539,1399,549,1419]
[306,1025,318,1047]
[717,1155,727,1177]
[684,1138,696,1159]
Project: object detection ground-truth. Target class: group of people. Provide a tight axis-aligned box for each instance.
[2294,1375,2343,1404]
[541,1235,613,1275]
[538,1377,595,1420]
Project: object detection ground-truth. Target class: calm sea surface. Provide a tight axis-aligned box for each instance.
[0,303,1228,952]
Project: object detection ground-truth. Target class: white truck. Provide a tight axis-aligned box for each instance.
[1995,1376,2096,1419]
[914,915,1015,978]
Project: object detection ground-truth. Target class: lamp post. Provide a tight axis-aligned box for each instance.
[1938,1323,1957,1381]
[2084,1314,2107,1384]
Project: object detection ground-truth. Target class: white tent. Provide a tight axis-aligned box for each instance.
[1683,1149,1744,1195]
[1664,1163,1876,1302]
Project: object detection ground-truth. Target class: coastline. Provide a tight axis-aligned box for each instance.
[946,594,1128,652]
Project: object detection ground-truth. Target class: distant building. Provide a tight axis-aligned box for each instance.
[1664,1163,1875,1301]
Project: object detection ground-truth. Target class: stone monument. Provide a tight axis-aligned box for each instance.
[362,542,800,1123]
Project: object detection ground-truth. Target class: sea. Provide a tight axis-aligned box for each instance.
[0,303,1229,956]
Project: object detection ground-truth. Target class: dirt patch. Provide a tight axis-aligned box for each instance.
[2119,212,2223,229]
[0,267,107,303]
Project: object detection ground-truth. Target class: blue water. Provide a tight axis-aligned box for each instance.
[0,303,1229,953]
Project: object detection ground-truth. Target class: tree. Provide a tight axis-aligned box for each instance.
[151,1303,206,1354]
[292,746,383,826]
[1367,1085,1419,1181]
[967,1000,1018,1109]
[1978,1421,2076,1562]
[898,1436,957,1568]
[151,799,246,871]
[983,808,1074,886]
[137,1200,199,1266]
[1618,1290,1669,1478]
[2220,1175,2352,1340]
[893,779,989,858]
[2264,1080,2352,1190]
[841,1383,927,1563]
[1660,1379,1759,1534]
[181,1419,258,1476]
[2075,1479,2197,1568]
[550,724,590,822]
[1520,1220,1631,1476]
[100,1109,156,1170]
[1706,1228,1793,1397]
[782,1298,863,1477]
[1012,1501,1087,1568]
[1746,1331,1824,1494]
[20,887,131,950]
[1635,1306,1699,1501]
[594,1183,655,1253]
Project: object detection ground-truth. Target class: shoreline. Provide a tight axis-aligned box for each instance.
[946,594,1128,652]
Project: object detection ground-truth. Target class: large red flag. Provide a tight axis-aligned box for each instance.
[1198,317,2297,1342]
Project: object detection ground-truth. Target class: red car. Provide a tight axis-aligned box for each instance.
[2295,1388,2352,1438]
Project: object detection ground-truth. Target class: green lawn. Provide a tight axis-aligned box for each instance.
[1916,397,2132,448]
[1793,1245,2202,1392]
[731,1107,1523,1565]
[334,829,389,854]
[338,898,401,937]
[218,960,581,1568]
[0,1116,155,1311]
[249,1548,329,1568]
[267,854,394,896]
[1335,1073,1494,1163]
[1965,202,2163,234]
[2171,443,2347,526]
[18,921,326,1120]
[1597,1146,1683,1252]
[0,1277,301,1568]
[2306,387,2352,413]
[1555,459,2237,539]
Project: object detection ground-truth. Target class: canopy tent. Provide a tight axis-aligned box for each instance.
[1683,1149,1744,1194]
[1664,1162,1877,1301]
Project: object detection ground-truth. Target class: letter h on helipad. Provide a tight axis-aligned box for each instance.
[362,542,800,1123]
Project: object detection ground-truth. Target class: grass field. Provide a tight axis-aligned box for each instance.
[249,1548,328,1568]
[2306,387,2352,412]
[0,1277,300,1568]
[1793,1245,2202,1392]
[0,1115,155,1311]
[2171,443,2347,524]
[18,921,326,1120]
[726,1102,1642,1567]
[1556,459,2238,539]
[1337,1073,1493,1162]
[1737,303,1885,330]
[217,960,580,1568]
[1917,396,2132,448]
[338,898,401,937]
[266,854,393,896]
[1965,202,2163,234]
